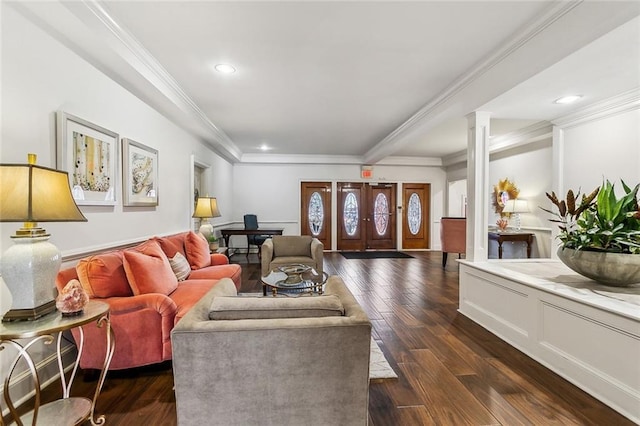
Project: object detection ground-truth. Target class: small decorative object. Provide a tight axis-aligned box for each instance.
[493,178,520,217]
[122,138,159,206]
[56,279,89,316]
[207,235,219,251]
[496,219,508,231]
[542,179,640,287]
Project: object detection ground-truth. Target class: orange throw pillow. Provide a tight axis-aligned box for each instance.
[123,240,178,296]
[76,251,133,298]
[185,231,212,270]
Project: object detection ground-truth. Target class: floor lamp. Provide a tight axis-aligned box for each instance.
[192,196,221,240]
[0,154,87,321]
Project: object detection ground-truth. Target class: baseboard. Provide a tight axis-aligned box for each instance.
[1,339,77,419]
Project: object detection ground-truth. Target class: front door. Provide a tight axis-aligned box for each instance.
[300,182,331,249]
[337,182,397,250]
[401,183,430,249]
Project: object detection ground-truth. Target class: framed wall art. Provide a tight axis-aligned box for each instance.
[122,138,159,207]
[57,111,119,206]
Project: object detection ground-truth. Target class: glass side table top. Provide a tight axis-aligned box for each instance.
[261,264,328,296]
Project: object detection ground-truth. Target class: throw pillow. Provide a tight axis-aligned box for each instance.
[76,251,133,298]
[184,231,212,270]
[153,233,187,258]
[123,240,178,296]
[209,295,345,320]
[169,252,191,282]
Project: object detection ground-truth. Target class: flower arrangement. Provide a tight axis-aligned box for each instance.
[541,179,640,254]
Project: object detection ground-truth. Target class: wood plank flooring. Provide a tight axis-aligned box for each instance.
[5,251,633,425]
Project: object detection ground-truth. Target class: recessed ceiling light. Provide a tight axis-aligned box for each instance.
[554,95,582,104]
[214,63,236,74]
[259,144,271,151]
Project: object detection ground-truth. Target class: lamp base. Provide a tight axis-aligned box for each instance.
[2,300,56,322]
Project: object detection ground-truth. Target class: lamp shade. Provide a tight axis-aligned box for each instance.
[192,196,221,219]
[502,199,529,214]
[0,163,87,223]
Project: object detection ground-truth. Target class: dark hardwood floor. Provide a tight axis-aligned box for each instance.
[6,251,633,425]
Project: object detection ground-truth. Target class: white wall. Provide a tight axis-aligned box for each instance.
[489,139,554,258]
[232,163,447,250]
[0,5,232,405]
[562,109,640,193]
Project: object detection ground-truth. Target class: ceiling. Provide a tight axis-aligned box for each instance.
[10,1,640,165]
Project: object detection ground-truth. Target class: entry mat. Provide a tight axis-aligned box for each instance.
[341,251,414,260]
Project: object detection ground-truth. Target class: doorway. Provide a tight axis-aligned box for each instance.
[300,182,332,249]
[336,182,397,251]
[401,183,431,249]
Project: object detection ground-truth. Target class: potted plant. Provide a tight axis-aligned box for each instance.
[207,234,219,251]
[542,179,640,286]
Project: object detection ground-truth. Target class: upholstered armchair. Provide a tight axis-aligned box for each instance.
[440,217,466,267]
[261,235,323,276]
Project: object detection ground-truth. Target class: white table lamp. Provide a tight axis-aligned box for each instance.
[502,199,529,232]
[192,196,221,240]
[0,154,87,321]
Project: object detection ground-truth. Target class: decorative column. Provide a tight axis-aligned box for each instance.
[550,125,564,259]
[466,111,491,262]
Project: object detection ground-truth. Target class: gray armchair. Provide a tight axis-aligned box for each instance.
[261,235,324,277]
[171,276,371,426]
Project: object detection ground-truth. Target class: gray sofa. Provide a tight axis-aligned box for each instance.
[261,235,324,276]
[171,275,371,426]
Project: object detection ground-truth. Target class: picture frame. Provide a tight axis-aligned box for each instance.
[57,111,119,206]
[122,138,159,207]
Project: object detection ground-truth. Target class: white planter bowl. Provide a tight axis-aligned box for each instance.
[557,247,640,287]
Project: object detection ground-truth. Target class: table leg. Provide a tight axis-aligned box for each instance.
[498,241,504,259]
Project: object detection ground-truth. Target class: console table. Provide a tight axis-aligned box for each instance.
[488,231,534,258]
[0,301,114,426]
[219,227,284,255]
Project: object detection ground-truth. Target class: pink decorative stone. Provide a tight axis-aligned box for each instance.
[56,279,89,316]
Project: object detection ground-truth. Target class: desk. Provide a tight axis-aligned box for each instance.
[219,227,284,255]
[488,231,534,259]
[0,301,114,425]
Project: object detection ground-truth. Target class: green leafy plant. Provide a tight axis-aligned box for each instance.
[541,179,640,254]
[206,235,218,244]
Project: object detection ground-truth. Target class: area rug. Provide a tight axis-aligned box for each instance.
[341,251,413,259]
[369,338,398,380]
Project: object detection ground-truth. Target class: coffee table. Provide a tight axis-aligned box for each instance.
[261,264,328,297]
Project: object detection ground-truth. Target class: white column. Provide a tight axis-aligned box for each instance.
[550,125,564,259]
[466,111,491,262]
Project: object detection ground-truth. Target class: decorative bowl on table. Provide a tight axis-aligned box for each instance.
[277,264,311,285]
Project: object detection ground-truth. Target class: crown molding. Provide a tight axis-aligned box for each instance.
[239,153,365,165]
[76,0,242,162]
[364,1,582,164]
[441,120,553,167]
[374,156,442,167]
[551,88,640,129]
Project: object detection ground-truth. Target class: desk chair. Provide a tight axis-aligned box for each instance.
[244,214,269,259]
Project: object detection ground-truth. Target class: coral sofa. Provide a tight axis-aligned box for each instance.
[55,231,241,370]
[172,275,371,426]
